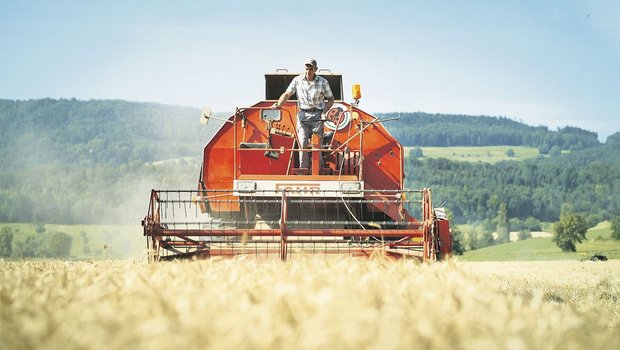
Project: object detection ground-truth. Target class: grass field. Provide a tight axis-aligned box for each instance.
[1,259,618,349]
[405,146,552,163]
[459,221,620,261]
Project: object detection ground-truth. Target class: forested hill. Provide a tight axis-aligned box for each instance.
[0,98,223,168]
[0,99,224,224]
[378,112,600,150]
[407,134,620,225]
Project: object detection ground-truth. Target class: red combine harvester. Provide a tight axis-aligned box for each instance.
[142,70,452,261]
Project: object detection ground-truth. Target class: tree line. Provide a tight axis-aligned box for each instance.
[379,112,600,151]
[0,227,72,258]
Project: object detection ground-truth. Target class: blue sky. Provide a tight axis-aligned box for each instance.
[1,0,619,140]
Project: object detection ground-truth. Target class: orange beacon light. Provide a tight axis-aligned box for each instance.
[352,84,361,100]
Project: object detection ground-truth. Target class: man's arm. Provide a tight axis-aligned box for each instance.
[273,91,293,108]
[274,76,297,108]
[322,77,335,114]
[323,96,334,115]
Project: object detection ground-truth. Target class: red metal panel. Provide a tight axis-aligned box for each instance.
[437,220,452,259]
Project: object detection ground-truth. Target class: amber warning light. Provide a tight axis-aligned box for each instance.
[352,84,361,101]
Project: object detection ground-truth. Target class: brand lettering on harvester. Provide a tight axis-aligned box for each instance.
[275,183,321,193]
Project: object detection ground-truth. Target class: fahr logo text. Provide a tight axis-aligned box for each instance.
[275,183,321,193]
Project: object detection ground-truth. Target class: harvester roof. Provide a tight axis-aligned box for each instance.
[264,69,344,101]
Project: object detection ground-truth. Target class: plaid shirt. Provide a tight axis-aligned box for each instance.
[286,74,334,110]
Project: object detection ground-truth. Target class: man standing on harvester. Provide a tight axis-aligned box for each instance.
[273,59,335,170]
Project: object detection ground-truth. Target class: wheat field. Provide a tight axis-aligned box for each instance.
[1,258,619,349]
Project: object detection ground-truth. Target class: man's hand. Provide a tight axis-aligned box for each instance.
[274,91,292,109]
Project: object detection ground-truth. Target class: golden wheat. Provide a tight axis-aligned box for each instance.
[1,258,618,349]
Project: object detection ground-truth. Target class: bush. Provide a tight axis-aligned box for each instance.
[0,227,13,257]
[612,216,620,240]
[12,231,73,258]
[451,227,465,255]
[524,217,541,231]
[411,146,424,158]
[549,145,562,157]
[509,218,524,230]
[46,232,73,257]
[518,229,532,241]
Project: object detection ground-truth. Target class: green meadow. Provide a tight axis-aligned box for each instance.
[459,221,620,261]
[406,146,550,163]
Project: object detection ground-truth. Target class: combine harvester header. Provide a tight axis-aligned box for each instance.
[142,69,452,261]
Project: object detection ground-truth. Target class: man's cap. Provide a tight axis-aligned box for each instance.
[304,58,317,68]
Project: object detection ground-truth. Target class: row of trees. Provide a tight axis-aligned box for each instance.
[380,112,600,150]
[450,204,620,255]
[0,227,72,258]
[448,207,544,255]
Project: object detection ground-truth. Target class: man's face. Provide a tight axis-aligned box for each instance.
[305,64,316,79]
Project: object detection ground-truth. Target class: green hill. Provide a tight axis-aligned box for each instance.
[0,99,226,224]
[408,139,620,224]
[380,112,600,150]
[0,98,225,167]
